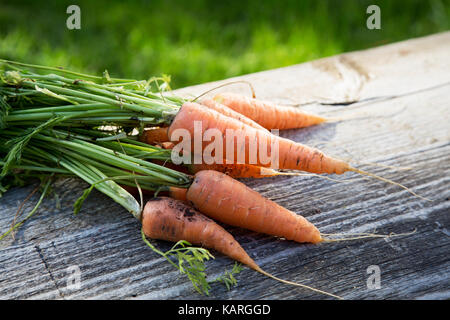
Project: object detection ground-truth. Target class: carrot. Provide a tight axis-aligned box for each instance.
[142,138,327,179]
[138,127,329,180]
[140,134,340,180]
[187,163,347,181]
[186,170,322,244]
[138,128,276,179]
[140,127,169,145]
[139,100,267,145]
[160,141,175,149]
[142,197,259,269]
[214,92,326,130]
[169,101,428,201]
[200,98,268,131]
[168,101,348,174]
[142,196,342,299]
[187,163,283,178]
[168,186,188,201]
[138,131,276,179]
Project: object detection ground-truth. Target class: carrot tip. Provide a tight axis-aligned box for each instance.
[255,267,343,300]
[321,228,418,242]
[348,167,432,201]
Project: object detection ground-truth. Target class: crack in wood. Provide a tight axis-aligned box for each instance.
[34,244,65,299]
[315,80,450,107]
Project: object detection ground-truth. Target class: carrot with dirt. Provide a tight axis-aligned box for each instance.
[139,99,267,146]
[142,197,259,268]
[139,135,277,179]
[142,196,342,299]
[186,170,322,244]
[214,92,327,130]
[140,136,341,180]
[184,170,402,244]
[138,129,281,179]
[168,102,427,199]
[167,102,341,173]
[139,138,330,180]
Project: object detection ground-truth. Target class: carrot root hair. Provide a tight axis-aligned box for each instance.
[349,167,431,201]
[254,267,343,300]
[192,80,256,102]
[354,162,413,171]
[269,170,352,183]
[321,228,417,242]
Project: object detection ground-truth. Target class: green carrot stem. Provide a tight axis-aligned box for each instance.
[9,103,113,114]
[20,80,174,119]
[19,131,190,185]
[5,110,133,121]
[0,161,70,173]
[26,74,181,109]
[61,156,141,218]
[0,59,135,83]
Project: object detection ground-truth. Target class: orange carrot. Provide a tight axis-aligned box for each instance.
[142,196,342,299]
[187,164,348,183]
[160,141,175,149]
[139,134,336,180]
[169,102,425,199]
[200,98,268,131]
[186,170,322,244]
[138,131,278,179]
[140,127,169,144]
[214,92,326,130]
[188,163,285,178]
[142,197,259,269]
[168,186,188,201]
[168,102,349,174]
[140,99,267,146]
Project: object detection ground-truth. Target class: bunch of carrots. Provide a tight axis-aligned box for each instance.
[0,60,423,298]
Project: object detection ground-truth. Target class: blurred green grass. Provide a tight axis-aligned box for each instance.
[0,0,448,88]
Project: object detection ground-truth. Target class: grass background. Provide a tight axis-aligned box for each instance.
[0,0,448,88]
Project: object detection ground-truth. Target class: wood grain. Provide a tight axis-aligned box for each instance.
[1,32,449,300]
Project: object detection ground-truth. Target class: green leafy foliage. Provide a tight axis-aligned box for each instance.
[212,262,244,290]
[73,184,95,215]
[141,230,243,295]
[1,116,64,176]
[0,96,11,129]
[141,232,213,295]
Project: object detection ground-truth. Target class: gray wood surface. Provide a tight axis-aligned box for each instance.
[1,32,449,300]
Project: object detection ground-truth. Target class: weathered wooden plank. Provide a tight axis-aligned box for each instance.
[0,32,449,300]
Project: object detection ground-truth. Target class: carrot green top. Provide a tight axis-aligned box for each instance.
[0,59,192,220]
